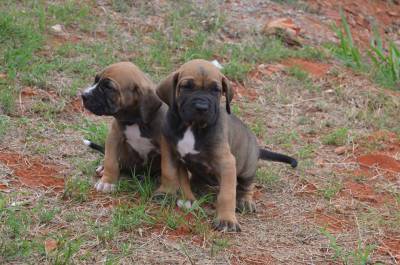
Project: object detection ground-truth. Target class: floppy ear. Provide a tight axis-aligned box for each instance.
[222,76,233,114]
[156,71,179,107]
[140,90,162,124]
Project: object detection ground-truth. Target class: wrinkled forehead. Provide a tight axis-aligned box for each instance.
[179,64,222,88]
[98,64,145,90]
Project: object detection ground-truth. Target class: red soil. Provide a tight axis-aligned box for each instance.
[308,0,400,46]
[282,58,331,78]
[379,235,400,262]
[357,154,400,173]
[343,181,393,206]
[310,212,351,233]
[0,152,64,190]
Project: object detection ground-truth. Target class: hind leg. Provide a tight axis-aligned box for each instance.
[236,177,256,213]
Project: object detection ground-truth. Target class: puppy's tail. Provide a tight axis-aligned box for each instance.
[83,139,104,154]
[259,148,298,168]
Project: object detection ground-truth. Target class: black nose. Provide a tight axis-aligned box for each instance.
[194,101,209,112]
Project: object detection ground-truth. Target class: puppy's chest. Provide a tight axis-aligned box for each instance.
[124,124,156,161]
[175,128,213,174]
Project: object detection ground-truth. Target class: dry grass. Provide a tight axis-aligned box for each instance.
[0,0,400,264]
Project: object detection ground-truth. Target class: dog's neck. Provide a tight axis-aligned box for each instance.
[114,107,143,126]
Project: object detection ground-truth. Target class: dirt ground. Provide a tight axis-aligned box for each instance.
[0,0,399,264]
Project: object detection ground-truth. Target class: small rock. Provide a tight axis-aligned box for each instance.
[50,24,64,35]
[334,146,348,155]
[262,18,303,47]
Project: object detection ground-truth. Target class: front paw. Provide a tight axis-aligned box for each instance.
[213,216,241,232]
[236,199,256,213]
[94,179,116,193]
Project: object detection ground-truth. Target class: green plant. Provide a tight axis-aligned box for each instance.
[331,9,362,69]
[319,180,342,200]
[368,26,400,88]
[322,128,349,146]
[0,86,15,114]
[297,144,315,159]
[256,168,281,188]
[111,204,154,232]
[211,238,230,257]
[250,119,265,138]
[0,114,10,138]
[75,118,109,147]
[321,229,375,264]
[51,238,82,265]
[63,177,91,202]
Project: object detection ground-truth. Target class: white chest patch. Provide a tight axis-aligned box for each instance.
[124,124,155,163]
[177,127,199,157]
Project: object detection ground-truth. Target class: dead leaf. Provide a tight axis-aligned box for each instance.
[45,239,58,254]
[21,87,38,97]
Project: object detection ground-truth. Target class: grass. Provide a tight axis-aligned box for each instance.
[321,229,375,265]
[112,204,155,232]
[75,118,109,147]
[330,8,399,89]
[256,168,282,189]
[0,115,10,138]
[368,28,400,88]
[322,128,349,146]
[331,9,362,69]
[0,1,399,263]
[63,177,92,202]
[319,179,342,200]
[211,238,230,257]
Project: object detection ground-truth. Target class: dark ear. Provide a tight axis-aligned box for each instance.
[222,76,233,114]
[140,90,162,124]
[156,71,179,107]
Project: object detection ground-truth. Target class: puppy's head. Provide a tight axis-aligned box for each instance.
[81,62,161,123]
[156,59,233,127]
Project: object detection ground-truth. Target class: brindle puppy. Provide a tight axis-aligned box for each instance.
[81,62,167,192]
[155,59,297,232]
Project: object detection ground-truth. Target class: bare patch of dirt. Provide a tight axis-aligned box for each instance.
[249,64,285,80]
[65,96,85,113]
[48,34,82,48]
[310,212,351,232]
[342,181,393,205]
[0,152,64,190]
[231,253,277,265]
[294,179,318,196]
[282,58,331,78]
[379,235,400,262]
[232,81,259,100]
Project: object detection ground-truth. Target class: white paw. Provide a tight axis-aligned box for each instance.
[94,180,116,193]
[177,199,195,209]
[95,165,104,177]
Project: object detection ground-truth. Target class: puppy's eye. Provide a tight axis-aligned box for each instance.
[180,84,192,91]
[211,86,221,94]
